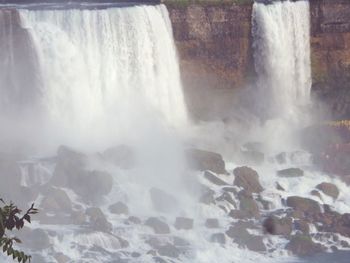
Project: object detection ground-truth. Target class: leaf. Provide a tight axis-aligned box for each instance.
[23,215,31,224]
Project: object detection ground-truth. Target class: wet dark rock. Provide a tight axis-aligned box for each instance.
[173,236,190,246]
[210,233,226,244]
[286,234,325,256]
[228,210,252,220]
[295,219,310,234]
[203,170,228,186]
[102,145,135,169]
[276,182,285,191]
[174,217,193,230]
[341,240,350,248]
[131,252,141,258]
[286,196,321,215]
[145,217,170,234]
[205,218,219,229]
[186,148,227,174]
[316,182,340,199]
[40,187,72,213]
[215,192,237,208]
[54,252,70,263]
[109,202,129,215]
[256,195,272,210]
[150,188,178,213]
[277,168,304,178]
[222,186,238,195]
[311,190,323,201]
[157,243,181,258]
[226,225,266,252]
[237,190,260,218]
[86,207,112,232]
[76,170,113,199]
[51,146,113,199]
[263,216,293,236]
[233,166,263,193]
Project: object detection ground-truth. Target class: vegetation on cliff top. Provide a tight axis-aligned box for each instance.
[163,0,253,8]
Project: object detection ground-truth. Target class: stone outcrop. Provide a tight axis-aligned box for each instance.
[166,2,253,119]
[310,0,350,119]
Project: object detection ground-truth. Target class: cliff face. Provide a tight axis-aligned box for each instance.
[166,0,350,120]
[167,3,253,120]
[310,0,350,119]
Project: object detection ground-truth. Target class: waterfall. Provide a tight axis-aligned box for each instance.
[0,4,187,149]
[252,0,311,121]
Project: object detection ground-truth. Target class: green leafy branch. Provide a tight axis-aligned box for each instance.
[0,199,38,263]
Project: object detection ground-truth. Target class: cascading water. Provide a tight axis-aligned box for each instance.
[1,4,188,151]
[252,0,312,121]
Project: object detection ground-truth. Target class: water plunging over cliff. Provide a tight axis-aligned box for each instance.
[252,0,311,121]
[0,4,187,149]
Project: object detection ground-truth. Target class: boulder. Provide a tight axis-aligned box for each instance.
[277,168,304,178]
[73,170,113,200]
[276,182,285,191]
[52,148,113,199]
[150,188,178,213]
[54,253,70,263]
[174,217,193,230]
[203,171,228,186]
[85,207,112,232]
[205,218,219,229]
[263,216,293,236]
[109,202,129,215]
[186,148,227,174]
[145,217,170,234]
[286,196,321,215]
[238,196,260,218]
[102,145,135,169]
[226,225,266,252]
[294,219,310,234]
[157,244,181,258]
[40,188,72,213]
[311,190,323,201]
[210,233,226,244]
[316,182,340,199]
[286,234,325,256]
[233,166,263,193]
[236,190,260,218]
[215,192,237,208]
